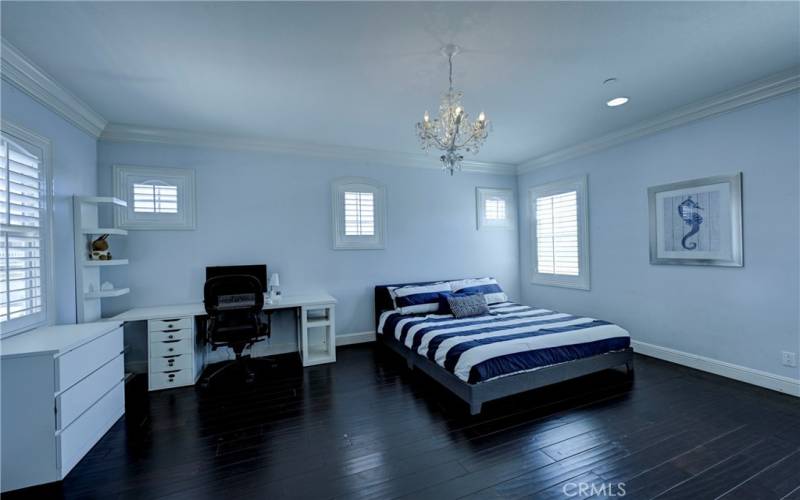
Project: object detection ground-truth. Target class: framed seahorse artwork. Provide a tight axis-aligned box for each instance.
[648,173,743,267]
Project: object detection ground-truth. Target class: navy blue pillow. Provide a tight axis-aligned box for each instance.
[438,291,480,314]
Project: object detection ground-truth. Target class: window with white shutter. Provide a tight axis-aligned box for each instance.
[133,182,178,213]
[529,176,589,289]
[485,198,506,221]
[476,187,515,230]
[113,165,196,230]
[0,126,52,336]
[344,191,374,236]
[332,178,385,249]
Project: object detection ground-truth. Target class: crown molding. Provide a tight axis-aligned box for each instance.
[1,39,107,137]
[100,123,517,175]
[517,67,800,175]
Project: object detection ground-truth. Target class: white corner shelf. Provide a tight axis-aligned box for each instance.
[81,227,128,236]
[83,259,129,267]
[78,196,127,207]
[85,288,130,299]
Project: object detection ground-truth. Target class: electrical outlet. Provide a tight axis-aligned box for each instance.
[782,351,797,367]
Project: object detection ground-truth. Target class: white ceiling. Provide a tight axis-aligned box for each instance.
[2,2,798,165]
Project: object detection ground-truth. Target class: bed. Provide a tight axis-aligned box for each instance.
[374,280,634,415]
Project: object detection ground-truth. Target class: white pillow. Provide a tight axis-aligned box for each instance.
[448,277,508,305]
[393,282,451,314]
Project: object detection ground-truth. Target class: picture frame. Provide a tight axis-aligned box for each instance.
[648,173,743,267]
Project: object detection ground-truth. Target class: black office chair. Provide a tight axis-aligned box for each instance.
[202,274,271,385]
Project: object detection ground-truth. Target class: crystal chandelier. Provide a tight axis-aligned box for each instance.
[416,44,490,175]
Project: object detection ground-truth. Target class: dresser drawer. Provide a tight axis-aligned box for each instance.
[150,353,191,372]
[149,338,192,358]
[56,327,123,392]
[148,317,192,332]
[56,354,124,431]
[149,369,193,391]
[149,328,192,343]
[57,380,124,478]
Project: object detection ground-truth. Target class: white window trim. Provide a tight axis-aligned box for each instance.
[476,187,516,230]
[529,175,590,290]
[331,177,386,250]
[113,165,196,230]
[0,120,55,338]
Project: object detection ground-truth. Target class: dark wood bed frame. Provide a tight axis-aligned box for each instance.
[374,281,634,415]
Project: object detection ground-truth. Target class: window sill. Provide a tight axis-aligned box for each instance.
[531,275,590,291]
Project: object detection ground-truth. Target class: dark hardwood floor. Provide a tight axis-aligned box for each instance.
[6,344,800,500]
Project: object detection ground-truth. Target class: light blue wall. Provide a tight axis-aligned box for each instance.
[518,92,800,380]
[1,81,98,325]
[97,142,520,343]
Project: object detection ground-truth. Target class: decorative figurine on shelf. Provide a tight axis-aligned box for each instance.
[90,234,112,260]
[267,273,281,304]
[101,281,115,291]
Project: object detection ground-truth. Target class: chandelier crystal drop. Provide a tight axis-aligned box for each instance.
[416,44,490,175]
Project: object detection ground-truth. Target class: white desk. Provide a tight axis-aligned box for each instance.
[109,292,336,390]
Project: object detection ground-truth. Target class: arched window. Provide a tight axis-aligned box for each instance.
[113,165,195,230]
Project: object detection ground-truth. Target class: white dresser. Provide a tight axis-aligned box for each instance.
[0,322,125,493]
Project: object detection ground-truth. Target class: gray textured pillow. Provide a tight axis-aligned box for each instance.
[447,293,490,318]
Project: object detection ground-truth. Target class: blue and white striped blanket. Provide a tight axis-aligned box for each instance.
[378,302,630,384]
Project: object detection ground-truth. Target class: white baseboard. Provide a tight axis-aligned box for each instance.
[336,331,376,346]
[631,340,800,397]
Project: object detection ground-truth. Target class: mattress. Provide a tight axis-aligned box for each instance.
[378,302,631,384]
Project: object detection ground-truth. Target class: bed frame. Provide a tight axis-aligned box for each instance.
[375,281,634,415]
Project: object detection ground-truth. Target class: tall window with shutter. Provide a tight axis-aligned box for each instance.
[344,191,374,236]
[0,128,52,335]
[332,177,385,250]
[529,176,590,289]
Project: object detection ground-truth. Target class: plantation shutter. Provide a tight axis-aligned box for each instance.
[133,182,178,213]
[535,190,579,276]
[344,191,374,236]
[0,134,45,330]
[484,198,507,220]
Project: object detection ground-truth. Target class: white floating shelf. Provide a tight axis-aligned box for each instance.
[81,227,128,236]
[84,259,129,267]
[78,196,127,207]
[85,288,130,299]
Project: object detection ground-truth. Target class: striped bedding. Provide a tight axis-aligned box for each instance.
[378,301,630,384]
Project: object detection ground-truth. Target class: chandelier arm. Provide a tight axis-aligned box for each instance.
[454,130,484,149]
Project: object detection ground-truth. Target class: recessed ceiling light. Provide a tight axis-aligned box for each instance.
[606,97,629,107]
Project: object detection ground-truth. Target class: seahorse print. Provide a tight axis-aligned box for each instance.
[677,196,703,250]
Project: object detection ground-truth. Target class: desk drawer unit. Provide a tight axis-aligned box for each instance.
[147,316,198,391]
[149,369,193,390]
[150,353,192,372]
[149,317,192,332]
[149,328,192,343]
[150,337,192,357]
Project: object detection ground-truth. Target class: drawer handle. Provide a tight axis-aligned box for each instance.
[168,347,174,352]
[168,335,174,339]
